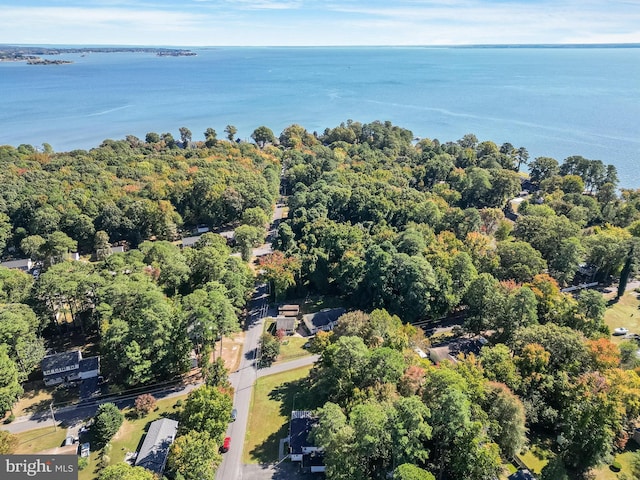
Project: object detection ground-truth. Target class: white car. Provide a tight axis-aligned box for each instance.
[613,327,629,336]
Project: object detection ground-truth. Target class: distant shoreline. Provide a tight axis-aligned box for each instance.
[0,46,196,64]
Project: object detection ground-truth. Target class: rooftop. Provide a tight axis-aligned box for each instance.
[302,308,346,329]
[290,411,318,455]
[41,351,82,373]
[135,418,179,474]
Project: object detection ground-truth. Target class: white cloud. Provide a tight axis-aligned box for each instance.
[0,1,639,45]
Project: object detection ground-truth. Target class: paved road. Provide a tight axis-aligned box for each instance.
[216,198,305,480]
[4,380,202,434]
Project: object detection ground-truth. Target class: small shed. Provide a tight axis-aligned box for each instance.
[278,305,300,317]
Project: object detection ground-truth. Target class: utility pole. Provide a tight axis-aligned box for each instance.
[50,402,57,431]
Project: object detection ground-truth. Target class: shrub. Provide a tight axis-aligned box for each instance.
[78,457,88,470]
[175,399,183,408]
[611,460,622,472]
[134,394,156,417]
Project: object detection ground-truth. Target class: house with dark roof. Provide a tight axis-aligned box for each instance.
[289,411,324,472]
[135,418,179,475]
[302,308,346,335]
[41,350,100,386]
[508,469,537,480]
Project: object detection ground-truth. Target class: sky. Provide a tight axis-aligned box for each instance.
[0,0,639,46]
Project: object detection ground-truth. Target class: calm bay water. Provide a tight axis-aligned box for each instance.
[1,46,639,187]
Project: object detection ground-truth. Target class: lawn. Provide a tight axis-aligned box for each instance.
[516,434,554,475]
[592,442,639,479]
[244,365,318,464]
[77,394,187,480]
[604,288,640,344]
[263,318,313,364]
[277,337,311,363]
[14,425,68,454]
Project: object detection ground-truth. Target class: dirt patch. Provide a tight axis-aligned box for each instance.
[211,331,245,373]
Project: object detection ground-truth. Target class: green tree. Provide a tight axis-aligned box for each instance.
[204,128,217,148]
[234,224,264,261]
[224,125,237,141]
[179,127,192,145]
[251,126,276,148]
[98,463,155,480]
[0,346,22,415]
[529,157,559,184]
[94,230,111,261]
[259,333,280,367]
[167,430,221,480]
[181,385,233,441]
[484,382,527,458]
[394,464,435,480]
[480,344,521,391]
[241,207,269,228]
[183,282,238,348]
[93,403,124,446]
[496,241,547,283]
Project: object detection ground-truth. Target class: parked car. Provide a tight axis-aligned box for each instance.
[614,327,629,336]
[80,443,90,458]
[221,436,231,453]
[230,408,237,422]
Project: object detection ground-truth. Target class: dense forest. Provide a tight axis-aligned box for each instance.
[0,120,640,478]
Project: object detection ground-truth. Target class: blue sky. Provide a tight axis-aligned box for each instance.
[0,0,638,46]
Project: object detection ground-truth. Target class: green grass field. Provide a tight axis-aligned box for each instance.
[277,337,311,362]
[604,288,640,343]
[14,425,68,454]
[243,365,316,464]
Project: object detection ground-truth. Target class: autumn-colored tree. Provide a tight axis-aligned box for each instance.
[134,394,157,417]
[587,338,620,371]
[258,251,300,301]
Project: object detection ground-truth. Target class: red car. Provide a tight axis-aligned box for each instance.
[221,436,231,453]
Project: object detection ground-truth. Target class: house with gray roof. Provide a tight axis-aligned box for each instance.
[135,418,179,475]
[0,258,33,271]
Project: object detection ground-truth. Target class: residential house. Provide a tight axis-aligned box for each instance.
[0,258,33,271]
[427,336,488,365]
[276,317,296,335]
[41,350,100,386]
[135,418,179,476]
[289,411,325,473]
[181,235,202,248]
[508,469,537,480]
[302,308,346,335]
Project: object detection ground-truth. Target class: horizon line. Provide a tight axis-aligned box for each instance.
[2,42,640,49]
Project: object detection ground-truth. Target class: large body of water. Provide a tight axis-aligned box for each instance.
[1,46,639,187]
